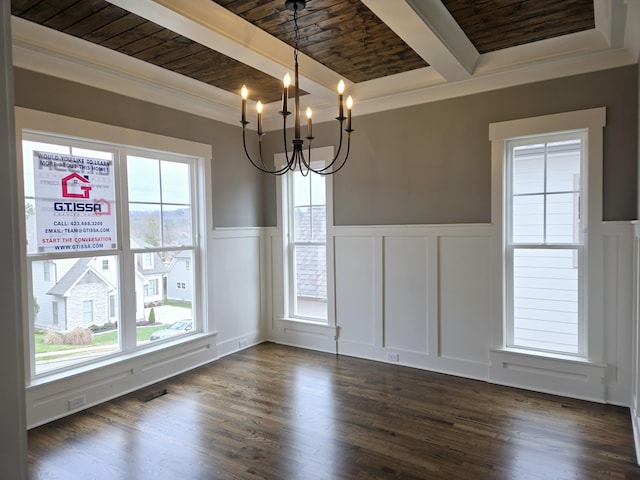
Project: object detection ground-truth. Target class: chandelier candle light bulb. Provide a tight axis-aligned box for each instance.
[282,73,291,115]
[337,79,345,119]
[241,85,248,124]
[306,107,313,139]
[256,101,263,135]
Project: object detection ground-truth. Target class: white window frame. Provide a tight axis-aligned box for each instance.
[275,146,335,325]
[490,108,605,362]
[15,107,212,383]
[504,132,586,355]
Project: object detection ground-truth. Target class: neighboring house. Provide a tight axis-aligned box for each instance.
[294,206,327,302]
[133,239,168,309]
[31,258,69,331]
[166,251,193,303]
[32,242,169,330]
[44,257,115,330]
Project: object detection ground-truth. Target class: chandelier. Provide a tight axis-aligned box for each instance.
[240,0,354,176]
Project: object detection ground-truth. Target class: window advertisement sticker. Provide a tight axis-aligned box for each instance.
[33,151,117,252]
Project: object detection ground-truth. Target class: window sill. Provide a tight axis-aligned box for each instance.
[490,347,605,368]
[280,316,330,327]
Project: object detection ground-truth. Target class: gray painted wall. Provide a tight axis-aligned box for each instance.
[13,68,264,228]
[15,65,637,229]
[262,65,638,226]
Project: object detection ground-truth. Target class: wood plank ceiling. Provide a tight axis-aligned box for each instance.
[11,0,595,104]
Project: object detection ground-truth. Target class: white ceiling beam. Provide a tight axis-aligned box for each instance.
[107,0,346,105]
[475,29,612,75]
[362,0,478,82]
[594,0,628,48]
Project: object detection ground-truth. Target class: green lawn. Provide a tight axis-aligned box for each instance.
[163,298,192,308]
[35,324,168,354]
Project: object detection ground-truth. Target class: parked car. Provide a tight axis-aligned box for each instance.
[149,319,193,341]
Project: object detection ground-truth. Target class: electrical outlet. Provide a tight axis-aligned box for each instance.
[387,352,400,363]
[238,339,248,348]
[68,394,86,410]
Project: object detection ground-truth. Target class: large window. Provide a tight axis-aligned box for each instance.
[491,107,605,361]
[22,131,201,377]
[506,134,584,355]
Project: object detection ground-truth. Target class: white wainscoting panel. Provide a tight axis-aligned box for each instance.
[438,235,492,366]
[383,235,429,354]
[602,224,634,406]
[334,236,377,349]
[330,225,493,377]
[265,221,633,406]
[210,228,263,357]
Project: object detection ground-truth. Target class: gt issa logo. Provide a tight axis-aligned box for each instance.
[61,173,92,199]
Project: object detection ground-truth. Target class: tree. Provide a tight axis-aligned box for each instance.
[33,296,40,319]
[148,307,156,324]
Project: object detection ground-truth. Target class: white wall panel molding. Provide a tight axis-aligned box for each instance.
[330,221,633,401]
[210,228,264,357]
[383,235,429,354]
[602,222,634,406]
[437,235,492,364]
[332,224,493,380]
[333,223,492,237]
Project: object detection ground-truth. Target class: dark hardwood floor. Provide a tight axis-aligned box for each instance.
[28,343,640,479]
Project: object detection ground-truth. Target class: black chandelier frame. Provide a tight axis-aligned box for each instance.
[240,0,353,176]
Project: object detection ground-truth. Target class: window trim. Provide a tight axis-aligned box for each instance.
[15,107,213,384]
[489,108,606,363]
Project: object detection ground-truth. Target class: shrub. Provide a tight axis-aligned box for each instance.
[148,307,156,324]
[63,327,93,345]
[89,322,117,333]
[43,329,63,345]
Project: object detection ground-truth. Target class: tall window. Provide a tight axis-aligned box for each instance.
[491,108,605,362]
[22,131,201,377]
[283,165,329,322]
[506,134,585,355]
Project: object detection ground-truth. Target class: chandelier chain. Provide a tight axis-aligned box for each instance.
[293,8,300,66]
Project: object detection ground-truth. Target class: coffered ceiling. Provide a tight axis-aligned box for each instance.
[10,0,640,130]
